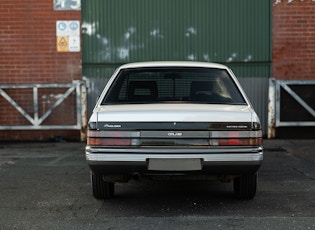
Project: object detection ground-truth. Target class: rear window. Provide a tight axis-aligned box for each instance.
[102,67,246,105]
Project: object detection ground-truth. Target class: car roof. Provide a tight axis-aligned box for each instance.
[118,61,229,70]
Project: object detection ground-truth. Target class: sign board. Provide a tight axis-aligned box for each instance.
[57,36,69,52]
[68,21,80,36]
[56,21,80,52]
[54,0,81,10]
[69,36,80,52]
[56,21,68,36]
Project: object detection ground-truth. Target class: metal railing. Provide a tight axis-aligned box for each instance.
[0,81,87,130]
[276,80,315,127]
[268,79,315,138]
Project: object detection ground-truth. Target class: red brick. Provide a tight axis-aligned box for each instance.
[273,0,315,80]
[0,0,81,141]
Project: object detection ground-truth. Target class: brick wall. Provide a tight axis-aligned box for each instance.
[0,0,82,141]
[273,0,315,80]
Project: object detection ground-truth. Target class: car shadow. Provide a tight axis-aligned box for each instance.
[96,180,259,217]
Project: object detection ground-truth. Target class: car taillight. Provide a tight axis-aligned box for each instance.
[87,130,140,146]
[210,130,262,146]
[88,138,132,146]
[87,130,262,147]
[216,138,262,146]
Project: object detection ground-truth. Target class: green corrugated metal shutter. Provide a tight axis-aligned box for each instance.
[82,0,271,76]
[82,0,271,133]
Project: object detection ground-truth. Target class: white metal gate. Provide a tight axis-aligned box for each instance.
[0,80,87,131]
[268,79,315,138]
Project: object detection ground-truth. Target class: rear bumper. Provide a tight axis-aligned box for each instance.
[86,146,263,176]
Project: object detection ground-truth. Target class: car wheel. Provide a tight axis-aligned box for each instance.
[233,173,257,199]
[91,172,115,199]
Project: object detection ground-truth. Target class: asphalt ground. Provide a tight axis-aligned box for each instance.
[0,139,314,230]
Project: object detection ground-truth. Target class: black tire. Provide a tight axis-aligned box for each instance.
[233,173,257,199]
[91,172,114,199]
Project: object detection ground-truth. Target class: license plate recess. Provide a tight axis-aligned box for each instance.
[148,158,202,171]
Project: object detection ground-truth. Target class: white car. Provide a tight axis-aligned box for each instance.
[86,61,263,199]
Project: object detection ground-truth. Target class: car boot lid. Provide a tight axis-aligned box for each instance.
[90,103,256,123]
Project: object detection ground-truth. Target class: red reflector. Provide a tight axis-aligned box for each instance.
[88,138,131,146]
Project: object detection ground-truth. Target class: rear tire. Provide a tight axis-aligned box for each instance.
[91,172,114,199]
[233,173,257,199]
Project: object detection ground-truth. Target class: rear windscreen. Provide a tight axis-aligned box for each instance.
[102,67,246,105]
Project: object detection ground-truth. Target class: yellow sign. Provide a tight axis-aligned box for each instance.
[57,36,69,52]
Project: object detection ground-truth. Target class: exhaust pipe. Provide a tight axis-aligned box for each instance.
[132,172,141,181]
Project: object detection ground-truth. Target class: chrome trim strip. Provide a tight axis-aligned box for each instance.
[86,146,263,154]
[86,152,263,163]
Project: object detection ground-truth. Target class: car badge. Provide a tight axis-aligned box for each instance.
[167,132,183,137]
[104,124,122,128]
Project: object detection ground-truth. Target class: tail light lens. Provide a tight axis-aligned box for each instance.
[87,129,262,147]
[210,130,262,146]
[87,138,132,146]
[216,138,262,146]
[87,130,140,146]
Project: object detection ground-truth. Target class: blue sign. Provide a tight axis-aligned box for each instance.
[58,22,67,31]
[69,22,79,31]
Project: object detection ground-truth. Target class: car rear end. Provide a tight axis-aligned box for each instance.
[85,62,263,199]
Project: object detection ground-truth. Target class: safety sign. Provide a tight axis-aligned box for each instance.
[69,21,80,36]
[56,21,68,36]
[56,21,80,52]
[57,36,69,52]
[69,36,80,52]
